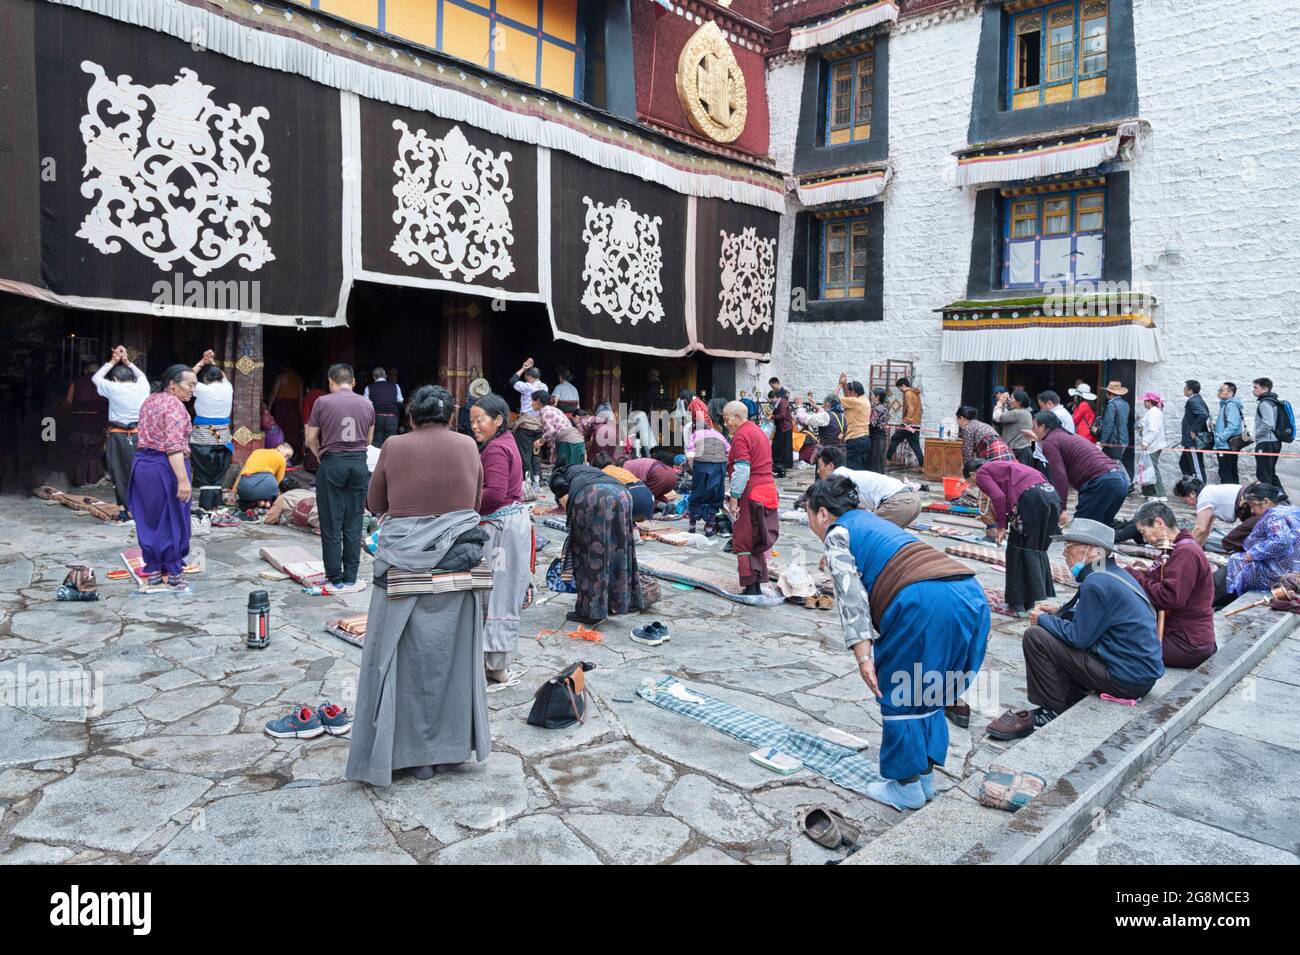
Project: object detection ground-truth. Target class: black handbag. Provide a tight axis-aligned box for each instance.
[527,662,595,729]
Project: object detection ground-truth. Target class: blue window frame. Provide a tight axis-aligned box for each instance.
[820,215,870,299]
[824,50,874,145]
[1008,0,1108,109]
[1001,187,1105,289]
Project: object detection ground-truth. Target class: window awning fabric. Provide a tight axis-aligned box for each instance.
[955,123,1141,189]
[794,167,891,206]
[940,311,1164,363]
[788,2,899,52]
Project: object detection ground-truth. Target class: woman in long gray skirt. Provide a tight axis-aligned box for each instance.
[346,386,491,785]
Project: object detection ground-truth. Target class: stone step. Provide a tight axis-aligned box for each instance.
[845,595,1298,866]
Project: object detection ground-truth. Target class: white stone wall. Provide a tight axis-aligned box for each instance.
[764,9,984,434]
[1129,0,1300,488]
[761,0,1300,487]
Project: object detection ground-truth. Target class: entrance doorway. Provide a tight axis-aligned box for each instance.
[1001,361,1105,407]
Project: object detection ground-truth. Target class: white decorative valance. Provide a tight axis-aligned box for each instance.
[955,123,1141,189]
[788,2,899,52]
[48,0,786,212]
[941,314,1164,363]
[795,167,891,206]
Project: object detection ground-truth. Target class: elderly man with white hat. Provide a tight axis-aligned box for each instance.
[986,518,1164,740]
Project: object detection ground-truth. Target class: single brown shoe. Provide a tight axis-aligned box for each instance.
[985,708,1037,741]
[944,701,971,729]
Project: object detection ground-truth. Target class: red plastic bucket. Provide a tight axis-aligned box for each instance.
[943,476,968,500]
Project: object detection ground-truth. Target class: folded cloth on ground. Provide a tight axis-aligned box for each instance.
[325,615,367,647]
[637,522,693,545]
[541,517,569,533]
[639,676,881,795]
[531,504,564,516]
[979,766,1047,812]
[259,544,328,587]
[636,554,785,607]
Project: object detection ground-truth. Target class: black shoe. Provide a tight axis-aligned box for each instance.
[742,583,762,596]
[565,610,602,626]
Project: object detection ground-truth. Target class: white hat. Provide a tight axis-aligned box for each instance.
[777,563,817,599]
[1069,384,1098,401]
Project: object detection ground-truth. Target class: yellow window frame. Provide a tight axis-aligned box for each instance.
[1011,200,1039,239]
[1042,196,1071,235]
[1075,191,1104,231]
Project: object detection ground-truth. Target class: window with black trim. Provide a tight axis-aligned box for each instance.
[824,48,873,146]
[821,214,870,299]
[1001,185,1105,288]
[1010,0,1108,110]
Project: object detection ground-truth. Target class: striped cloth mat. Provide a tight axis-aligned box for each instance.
[945,544,1077,588]
[639,676,881,795]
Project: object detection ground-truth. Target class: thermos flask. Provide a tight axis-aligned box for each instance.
[246,590,271,649]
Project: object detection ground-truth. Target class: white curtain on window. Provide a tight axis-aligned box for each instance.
[1039,237,1072,282]
[1074,234,1104,280]
[1008,241,1037,285]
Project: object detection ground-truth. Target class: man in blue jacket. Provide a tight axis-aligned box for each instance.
[1213,382,1244,484]
[987,518,1163,739]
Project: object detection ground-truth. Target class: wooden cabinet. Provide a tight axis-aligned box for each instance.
[923,438,964,481]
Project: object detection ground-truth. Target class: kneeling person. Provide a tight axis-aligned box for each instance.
[814,446,922,528]
[1128,501,1216,668]
[236,443,293,507]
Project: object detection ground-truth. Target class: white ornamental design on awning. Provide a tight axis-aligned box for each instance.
[717,227,775,335]
[580,197,664,326]
[390,121,515,282]
[76,61,274,275]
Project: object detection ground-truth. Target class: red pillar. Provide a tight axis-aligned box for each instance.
[439,294,485,407]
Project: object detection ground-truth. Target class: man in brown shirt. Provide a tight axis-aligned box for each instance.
[305,364,376,591]
[886,376,925,469]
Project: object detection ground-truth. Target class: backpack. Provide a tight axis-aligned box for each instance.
[1268,396,1296,443]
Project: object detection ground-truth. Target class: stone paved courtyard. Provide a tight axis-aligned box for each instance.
[0,477,1260,864]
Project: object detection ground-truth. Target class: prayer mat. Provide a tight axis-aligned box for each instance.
[259,544,328,587]
[636,554,785,607]
[931,513,988,531]
[639,676,882,795]
[34,486,119,522]
[637,521,693,546]
[121,547,202,580]
[983,588,1019,618]
[325,614,368,648]
[944,544,1077,589]
[922,501,980,515]
[1116,543,1162,560]
[531,504,565,517]
[913,522,987,544]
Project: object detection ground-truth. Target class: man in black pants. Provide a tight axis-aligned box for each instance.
[364,367,402,448]
[1252,377,1286,492]
[305,364,375,593]
[885,377,925,469]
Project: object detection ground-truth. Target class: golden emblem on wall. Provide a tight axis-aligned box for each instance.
[235,354,256,376]
[676,21,748,144]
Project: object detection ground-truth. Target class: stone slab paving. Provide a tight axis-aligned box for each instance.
[0,479,1266,864]
[1064,632,1300,863]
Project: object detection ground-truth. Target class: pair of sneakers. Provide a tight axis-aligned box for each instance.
[630,621,671,646]
[264,701,352,739]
